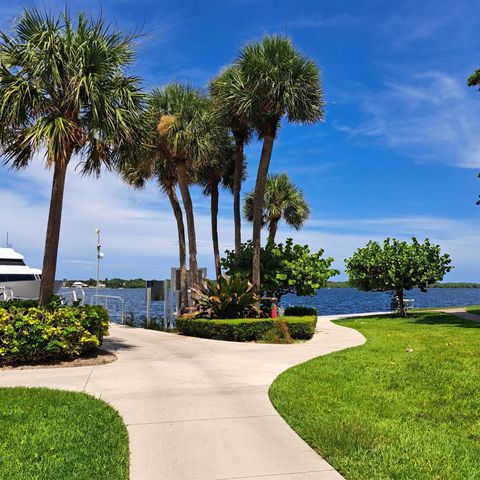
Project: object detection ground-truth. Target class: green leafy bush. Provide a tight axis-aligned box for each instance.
[284,306,318,317]
[0,299,38,310]
[192,274,263,319]
[176,316,317,342]
[0,305,109,365]
[221,239,338,301]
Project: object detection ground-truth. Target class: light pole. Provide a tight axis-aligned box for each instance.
[96,228,104,300]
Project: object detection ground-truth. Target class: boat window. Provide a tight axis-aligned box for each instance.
[0,259,26,266]
[0,274,37,281]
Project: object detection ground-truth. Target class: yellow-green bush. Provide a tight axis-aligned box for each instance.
[0,305,109,365]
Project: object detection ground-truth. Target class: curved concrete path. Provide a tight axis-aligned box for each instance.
[0,314,372,480]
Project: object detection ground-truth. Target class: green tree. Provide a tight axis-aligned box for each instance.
[0,10,143,305]
[196,129,238,279]
[468,72,480,204]
[210,65,253,258]
[234,35,324,291]
[243,173,310,243]
[120,137,189,307]
[221,238,338,302]
[150,84,219,288]
[467,69,480,89]
[345,238,452,317]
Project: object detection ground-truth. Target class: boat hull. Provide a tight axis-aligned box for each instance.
[0,280,63,300]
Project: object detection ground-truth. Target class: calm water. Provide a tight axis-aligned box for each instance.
[62,287,480,325]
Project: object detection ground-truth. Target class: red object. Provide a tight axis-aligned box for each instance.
[271,303,277,318]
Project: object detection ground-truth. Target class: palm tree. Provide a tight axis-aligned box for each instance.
[120,150,189,309]
[210,66,252,259]
[243,173,310,243]
[235,35,324,290]
[149,84,217,288]
[0,10,143,305]
[196,129,238,279]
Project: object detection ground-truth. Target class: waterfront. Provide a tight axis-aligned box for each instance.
[62,287,480,325]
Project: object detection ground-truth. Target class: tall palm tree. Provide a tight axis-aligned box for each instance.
[120,150,189,309]
[0,10,143,304]
[210,66,252,259]
[235,35,324,291]
[196,129,238,279]
[149,84,217,288]
[243,173,310,243]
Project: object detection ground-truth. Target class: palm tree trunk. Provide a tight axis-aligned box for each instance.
[166,186,188,309]
[233,136,244,259]
[268,217,279,244]
[176,161,199,288]
[210,181,221,279]
[38,161,69,305]
[252,130,275,292]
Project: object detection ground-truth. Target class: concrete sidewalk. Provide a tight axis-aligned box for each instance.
[0,314,370,480]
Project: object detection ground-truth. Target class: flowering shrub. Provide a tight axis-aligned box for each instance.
[0,305,109,365]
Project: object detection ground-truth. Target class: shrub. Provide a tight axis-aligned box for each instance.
[0,299,38,310]
[176,316,317,342]
[192,274,263,319]
[284,306,318,317]
[221,238,338,301]
[0,305,109,365]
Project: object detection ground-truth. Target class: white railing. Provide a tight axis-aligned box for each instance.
[61,288,86,306]
[90,294,125,323]
[0,287,14,302]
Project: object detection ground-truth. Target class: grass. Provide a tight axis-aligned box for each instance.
[269,312,480,480]
[465,305,480,316]
[0,387,129,480]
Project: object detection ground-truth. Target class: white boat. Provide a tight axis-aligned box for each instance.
[0,247,62,300]
[72,281,88,288]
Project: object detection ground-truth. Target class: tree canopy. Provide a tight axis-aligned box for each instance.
[345,238,452,316]
[221,238,338,301]
[243,173,310,243]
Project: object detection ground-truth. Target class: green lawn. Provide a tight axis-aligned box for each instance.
[0,387,129,480]
[465,305,480,316]
[269,312,480,480]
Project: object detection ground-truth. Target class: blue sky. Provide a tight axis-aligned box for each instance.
[1,0,479,281]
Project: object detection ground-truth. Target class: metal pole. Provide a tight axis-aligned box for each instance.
[163,280,168,328]
[96,228,100,299]
[146,286,152,328]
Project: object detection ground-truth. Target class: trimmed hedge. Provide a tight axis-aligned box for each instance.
[0,305,109,365]
[284,305,318,317]
[176,316,317,342]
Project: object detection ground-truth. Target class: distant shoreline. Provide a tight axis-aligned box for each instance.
[326,282,480,289]
[62,280,480,289]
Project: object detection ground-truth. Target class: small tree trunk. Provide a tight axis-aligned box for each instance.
[233,136,244,259]
[396,289,407,317]
[267,217,279,244]
[38,161,69,305]
[210,182,221,280]
[166,186,188,309]
[252,129,275,292]
[176,161,198,288]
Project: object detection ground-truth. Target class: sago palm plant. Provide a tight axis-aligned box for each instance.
[0,9,143,304]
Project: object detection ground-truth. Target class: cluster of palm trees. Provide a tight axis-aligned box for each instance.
[0,9,324,307]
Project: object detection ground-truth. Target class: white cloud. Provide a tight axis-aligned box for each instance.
[335,71,480,168]
[2,162,479,281]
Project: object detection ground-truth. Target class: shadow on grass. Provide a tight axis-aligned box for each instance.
[412,312,480,329]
